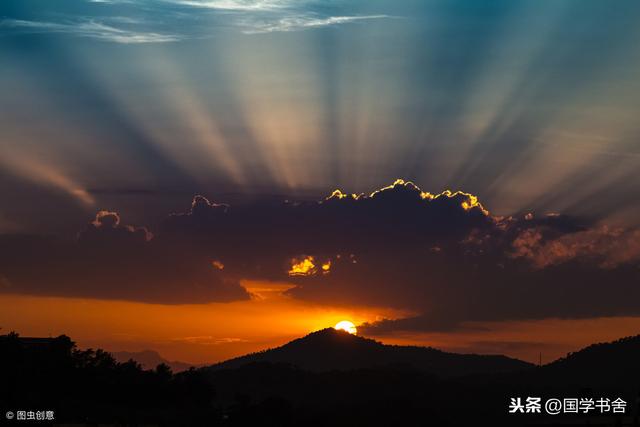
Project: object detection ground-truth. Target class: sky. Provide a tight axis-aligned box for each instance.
[1,0,640,365]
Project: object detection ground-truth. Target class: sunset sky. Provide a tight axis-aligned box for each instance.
[1,0,640,365]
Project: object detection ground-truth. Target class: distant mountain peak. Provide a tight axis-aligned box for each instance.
[289,327,379,346]
[112,349,194,372]
[209,328,532,377]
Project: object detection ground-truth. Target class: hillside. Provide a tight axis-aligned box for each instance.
[208,328,533,377]
[534,334,640,386]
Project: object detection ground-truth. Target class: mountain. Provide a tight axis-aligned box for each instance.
[530,334,640,387]
[201,332,640,426]
[208,328,532,376]
[6,331,640,426]
[112,350,194,372]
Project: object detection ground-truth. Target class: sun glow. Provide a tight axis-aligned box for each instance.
[334,320,357,335]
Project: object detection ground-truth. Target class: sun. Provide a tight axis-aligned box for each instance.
[334,320,357,335]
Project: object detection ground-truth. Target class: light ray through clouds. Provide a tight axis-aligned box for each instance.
[0,0,640,232]
[211,33,329,190]
[404,0,567,190]
[81,51,250,188]
[0,154,95,207]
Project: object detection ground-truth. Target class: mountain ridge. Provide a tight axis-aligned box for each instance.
[207,328,533,377]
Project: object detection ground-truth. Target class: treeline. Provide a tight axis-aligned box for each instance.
[2,332,638,426]
[0,332,216,426]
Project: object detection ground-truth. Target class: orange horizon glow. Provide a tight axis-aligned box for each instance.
[2,285,640,365]
[0,280,403,365]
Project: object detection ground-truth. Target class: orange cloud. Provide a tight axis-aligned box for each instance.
[288,256,316,276]
[321,260,331,274]
[0,285,404,364]
[288,256,332,277]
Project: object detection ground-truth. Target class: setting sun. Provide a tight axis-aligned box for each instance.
[3,0,640,424]
[334,320,357,335]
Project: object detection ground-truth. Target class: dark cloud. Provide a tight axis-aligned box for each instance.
[1,180,639,327]
[0,210,248,304]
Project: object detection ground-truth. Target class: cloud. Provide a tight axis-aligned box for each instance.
[87,0,134,4]
[241,14,391,34]
[165,0,290,10]
[162,0,393,34]
[1,180,639,327]
[0,19,182,43]
[0,211,248,303]
[510,225,640,269]
[1,0,394,44]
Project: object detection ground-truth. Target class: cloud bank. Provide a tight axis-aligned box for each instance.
[0,209,247,303]
[1,180,639,330]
